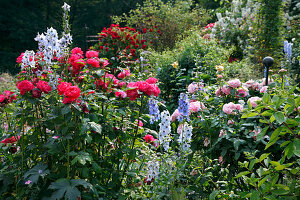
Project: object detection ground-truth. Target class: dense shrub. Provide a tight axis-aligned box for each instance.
[112,0,211,51]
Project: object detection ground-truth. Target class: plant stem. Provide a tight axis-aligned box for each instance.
[67,139,70,178]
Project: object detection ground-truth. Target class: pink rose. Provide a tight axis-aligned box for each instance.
[228,79,241,88]
[221,86,231,95]
[223,103,232,115]
[248,97,262,108]
[260,86,268,93]
[171,109,181,122]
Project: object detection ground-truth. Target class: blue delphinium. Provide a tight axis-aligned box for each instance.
[149,98,160,124]
[178,93,190,122]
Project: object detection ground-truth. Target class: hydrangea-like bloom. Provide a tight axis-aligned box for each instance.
[149,98,160,124]
[177,93,190,122]
[158,110,171,151]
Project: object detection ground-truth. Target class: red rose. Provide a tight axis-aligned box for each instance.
[0,94,5,103]
[32,88,42,98]
[85,50,99,58]
[143,134,155,143]
[63,85,81,104]
[57,82,71,95]
[1,136,20,145]
[87,58,100,68]
[17,80,34,95]
[145,77,157,84]
[17,53,24,63]
[37,80,52,94]
[71,47,83,55]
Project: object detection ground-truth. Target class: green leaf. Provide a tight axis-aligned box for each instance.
[261,110,273,117]
[49,179,91,200]
[235,171,250,178]
[250,190,260,200]
[270,115,275,123]
[273,112,285,124]
[71,152,91,165]
[272,189,289,195]
[209,190,219,200]
[62,105,71,115]
[265,127,282,150]
[259,153,270,162]
[262,93,270,103]
[89,122,102,134]
[293,139,300,157]
[249,159,258,170]
[256,126,268,140]
[284,143,294,159]
[241,112,258,118]
[258,175,270,188]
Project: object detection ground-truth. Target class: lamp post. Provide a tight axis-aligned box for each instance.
[262,56,274,85]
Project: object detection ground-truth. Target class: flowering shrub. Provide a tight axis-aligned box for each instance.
[90,24,151,74]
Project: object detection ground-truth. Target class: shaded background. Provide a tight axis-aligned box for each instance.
[0,0,220,74]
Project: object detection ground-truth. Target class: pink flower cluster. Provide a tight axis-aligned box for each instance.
[189,101,206,113]
[57,82,81,104]
[117,69,131,79]
[143,134,159,148]
[215,79,249,98]
[171,100,206,121]
[68,47,109,76]
[222,102,243,115]
[247,97,261,108]
[187,82,203,94]
[17,79,52,98]
[0,91,17,106]
[126,78,160,101]
[243,79,271,93]
[228,79,241,88]
[204,23,215,30]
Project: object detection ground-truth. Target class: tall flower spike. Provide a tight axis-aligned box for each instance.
[177,123,193,152]
[158,110,171,151]
[177,93,190,122]
[149,98,160,124]
[62,2,71,12]
[146,160,160,182]
[21,50,35,70]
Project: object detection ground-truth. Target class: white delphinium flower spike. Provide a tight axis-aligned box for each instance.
[158,110,171,151]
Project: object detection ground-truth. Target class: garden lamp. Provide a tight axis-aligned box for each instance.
[262,56,274,85]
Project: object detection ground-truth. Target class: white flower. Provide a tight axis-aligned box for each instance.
[62,2,71,12]
[146,160,160,182]
[177,123,193,152]
[158,110,171,151]
[21,50,35,70]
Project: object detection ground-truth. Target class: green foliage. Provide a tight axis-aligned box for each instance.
[112,0,211,51]
[256,0,284,58]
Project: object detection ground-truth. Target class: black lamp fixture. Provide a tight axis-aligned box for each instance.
[262,56,274,86]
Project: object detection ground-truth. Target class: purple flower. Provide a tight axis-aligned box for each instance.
[178,93,190,122]
[149,98,160,124]
[25,180,32,185]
